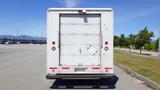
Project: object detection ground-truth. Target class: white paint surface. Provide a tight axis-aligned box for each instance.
[47,8,113,75]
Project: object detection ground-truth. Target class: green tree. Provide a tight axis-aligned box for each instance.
[119,34,125,47]
[144,43,156,51]
[119,34,129,48]
[128,34,136,52]
[135,27,154,54]
[155,38,159,51]
[114,35,120,47]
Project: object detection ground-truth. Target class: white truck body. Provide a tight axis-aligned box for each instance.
[46,8,114,79]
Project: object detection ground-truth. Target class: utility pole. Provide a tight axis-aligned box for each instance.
[158,29,160,57]
[17,27,19,41]
[158,37,160,57]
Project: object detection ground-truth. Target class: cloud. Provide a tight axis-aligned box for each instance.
[64,0,78,8]
[55,0,79,8]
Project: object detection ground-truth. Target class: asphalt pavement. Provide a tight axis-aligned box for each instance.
[0,44,153,90]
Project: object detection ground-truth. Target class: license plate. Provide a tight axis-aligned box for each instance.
[75,68,85,72]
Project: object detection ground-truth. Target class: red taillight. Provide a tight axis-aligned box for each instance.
[105,41,108,45]
[52,41,55,45]
[92,67,100,69]
[62,67,70,69]
[49,67,57,69]
[49,67,57,72]
[105,67,112,71]
[105,67,112,69]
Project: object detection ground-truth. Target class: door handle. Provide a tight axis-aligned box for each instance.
[79,49,82,54]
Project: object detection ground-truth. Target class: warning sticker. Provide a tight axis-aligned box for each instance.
[87,45,98,55]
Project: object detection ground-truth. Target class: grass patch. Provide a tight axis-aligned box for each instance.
[114,50,160,84]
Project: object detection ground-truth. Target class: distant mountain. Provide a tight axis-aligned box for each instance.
[0,35,46,40]
[0,35,16,39]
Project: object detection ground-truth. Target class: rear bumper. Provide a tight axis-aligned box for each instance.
[46,74,117,79]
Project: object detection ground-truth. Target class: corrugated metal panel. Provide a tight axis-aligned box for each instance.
[61,24,100,34]
[61,35,100,45]
[60,14,101,66]
[60,56,100,66]
[61,14,100,24]
[61,45,100,55]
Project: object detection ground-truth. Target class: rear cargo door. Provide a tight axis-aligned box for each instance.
[60,14,101,66]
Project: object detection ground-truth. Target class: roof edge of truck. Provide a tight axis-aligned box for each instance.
[48,8,112,11]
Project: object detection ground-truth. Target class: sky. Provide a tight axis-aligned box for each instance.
[0,0,159,39]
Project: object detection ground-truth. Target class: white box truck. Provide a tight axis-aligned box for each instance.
[46,8,116,80]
